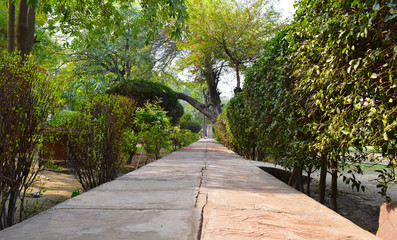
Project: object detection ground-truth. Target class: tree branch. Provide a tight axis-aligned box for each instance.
[176,92,218,123]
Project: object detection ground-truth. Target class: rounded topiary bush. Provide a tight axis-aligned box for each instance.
[107,79,183,125]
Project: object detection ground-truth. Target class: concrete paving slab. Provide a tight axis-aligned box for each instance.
[95,178,200,191]
[0,138,379,240]
[118,167,202,181]
[0,209,197,240]
[55,189,197,210]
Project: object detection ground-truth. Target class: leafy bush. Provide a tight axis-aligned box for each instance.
[168,126,198,151]
[123,130,139,165]
[46,110,79,128]
[225,93,258,159]
[0,52,55,229]
[108,79,184,124]
[179,113,202,133]
[288,0,397,202]
[215,111,231,147]
[66,94,135,191]
[226,0,397,207]
[135,103,171,161]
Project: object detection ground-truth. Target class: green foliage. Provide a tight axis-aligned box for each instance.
[46,0,187,41]
[123,130,139,165]
[179,113,202,133]
[288,0,397,200]
[0,3,6,50]
[66,94,135,191]
[108,79,184,124]
[46,110,79,128]
[178,0,280,82]
[214,111,231,147]
[168,126,198,151]
[224,93,258,159]
[69,6,155,83]
[135,103,171,160]
[71,188,80,198]
[0,51,55,229]
[61,76,112,110]
[224,0,396,201]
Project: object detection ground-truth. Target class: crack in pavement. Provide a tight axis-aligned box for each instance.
[196,141,208,240]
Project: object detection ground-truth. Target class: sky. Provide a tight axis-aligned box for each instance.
[218,0,296,98]
[277,0,296,20]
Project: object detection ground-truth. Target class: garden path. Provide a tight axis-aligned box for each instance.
[0,139,378,239]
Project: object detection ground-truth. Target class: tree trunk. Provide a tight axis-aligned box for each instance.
[16,0,35,57]
[306,165,312,197]
[16,0,29,56]
[202,114,206,138]
[26,5,36,55]
[331,158,338,212]
[7,0,15,53]
[293,166,304,192]
[6,189,17,228]
[288,167,295,186]
[318,153,327,204]
[207,76,222,116]
[234,64,242,93]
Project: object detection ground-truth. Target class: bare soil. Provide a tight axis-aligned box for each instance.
[24,168,83,218]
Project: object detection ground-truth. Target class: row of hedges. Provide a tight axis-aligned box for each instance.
[216,0,397,210]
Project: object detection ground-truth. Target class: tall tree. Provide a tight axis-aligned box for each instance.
[176,0,280,123]
[5,0,188,57]
[183,0,280,92]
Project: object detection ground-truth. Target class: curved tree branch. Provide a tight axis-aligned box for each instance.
[176,92,218,123]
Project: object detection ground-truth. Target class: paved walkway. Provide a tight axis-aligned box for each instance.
[0,139,378,239]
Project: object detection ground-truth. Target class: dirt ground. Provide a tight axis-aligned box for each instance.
[25,168,83,217]
[310,166,397,234]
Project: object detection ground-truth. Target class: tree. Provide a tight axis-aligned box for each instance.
[175,0,280,122]
[177,53,225,123]
[70,7,155,83]
[183,0,279,91]
[5,0,188,57]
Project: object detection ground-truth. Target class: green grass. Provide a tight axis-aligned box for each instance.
[360,163,387,170]
[348,146,382,153]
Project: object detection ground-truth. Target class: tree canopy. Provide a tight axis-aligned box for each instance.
[175,0,281,122]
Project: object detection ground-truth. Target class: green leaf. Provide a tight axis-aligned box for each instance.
[383,132,389,141]
[370,73,378,78]
[373,3,380,11]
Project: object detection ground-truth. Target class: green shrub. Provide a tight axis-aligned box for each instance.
[123,130,139,165]
[135,103,171,161]
[179,113,202,133]
[225,93,258,159]
[215,112,230,147]
[66,94,135,191]
[108,79,184,124]
[168,126,198,151]
[0,52,55,229]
